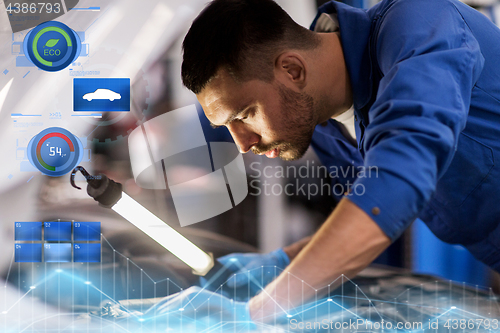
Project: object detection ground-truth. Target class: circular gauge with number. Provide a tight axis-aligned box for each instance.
[28,127,84,177]
[23,21,81,72]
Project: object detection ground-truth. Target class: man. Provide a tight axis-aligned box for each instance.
[172,0,500,323]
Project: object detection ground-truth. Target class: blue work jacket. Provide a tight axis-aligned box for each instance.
[310,0,500,270]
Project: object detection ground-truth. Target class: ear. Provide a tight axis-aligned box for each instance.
[274,52,307,89]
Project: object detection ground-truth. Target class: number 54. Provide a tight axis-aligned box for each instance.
[49,146,62,156]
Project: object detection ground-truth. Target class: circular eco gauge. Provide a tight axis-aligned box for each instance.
[23,21,81,72]
[28,127,84,177]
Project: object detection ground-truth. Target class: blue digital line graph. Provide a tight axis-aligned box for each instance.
[2,232,500,332]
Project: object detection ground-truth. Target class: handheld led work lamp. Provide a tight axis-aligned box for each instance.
[70,166,226,278]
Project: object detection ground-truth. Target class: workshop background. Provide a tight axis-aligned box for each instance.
[1,0,500,329]
[81,0,500,289]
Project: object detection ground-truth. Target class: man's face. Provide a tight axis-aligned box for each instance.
[197,70,317,161]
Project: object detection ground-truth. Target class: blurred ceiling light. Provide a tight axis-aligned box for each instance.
[84,7,123,52]
[0,78,13,114]
[113,3,174,79]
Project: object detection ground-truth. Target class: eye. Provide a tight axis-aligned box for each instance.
[237,108,254,122]
[233,116,246,124]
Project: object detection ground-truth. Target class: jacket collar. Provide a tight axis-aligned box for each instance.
[310,1,373,111]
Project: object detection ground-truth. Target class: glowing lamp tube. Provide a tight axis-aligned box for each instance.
[112,192,214,275]
[70,166,214,276]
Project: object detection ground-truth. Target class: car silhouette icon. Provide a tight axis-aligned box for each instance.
[83,89,122,102]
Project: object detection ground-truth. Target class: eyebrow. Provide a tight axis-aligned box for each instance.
[209,105,249,129]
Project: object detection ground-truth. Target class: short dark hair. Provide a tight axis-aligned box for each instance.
[181,0,320,94]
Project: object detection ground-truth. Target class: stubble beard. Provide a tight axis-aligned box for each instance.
[251,83,316,161]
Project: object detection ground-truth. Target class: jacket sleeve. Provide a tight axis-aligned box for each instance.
[347,0,484,241]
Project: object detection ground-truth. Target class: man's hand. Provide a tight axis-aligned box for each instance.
[144,287,346,330]
[249,198,391,323]
[200,249,290,299]
[144,286,255,329]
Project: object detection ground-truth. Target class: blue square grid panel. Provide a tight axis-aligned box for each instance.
[44,221,72,241]
[74,222,101,241]
[73,243,101,262]
[74,78,130,111]
[15,222,42,241]
[44,243,72,263]
[15,243,42,262]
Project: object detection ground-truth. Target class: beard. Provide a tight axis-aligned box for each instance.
[251,82,316,161]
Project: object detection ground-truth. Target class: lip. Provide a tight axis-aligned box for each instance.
[264,148,279,158]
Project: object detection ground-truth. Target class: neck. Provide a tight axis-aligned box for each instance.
[308,32,353,124]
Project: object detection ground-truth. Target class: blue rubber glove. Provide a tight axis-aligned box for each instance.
[144,286,255,330]
[201,249,290,299]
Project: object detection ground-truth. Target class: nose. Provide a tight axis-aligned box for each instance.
[227,122,260,153]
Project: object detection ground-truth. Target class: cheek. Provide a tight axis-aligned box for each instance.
[257,98,287,137]
[257,110,283,139]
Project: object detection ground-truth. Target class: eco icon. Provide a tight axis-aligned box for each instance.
[44,39,59,48]
[24,21,81,72]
